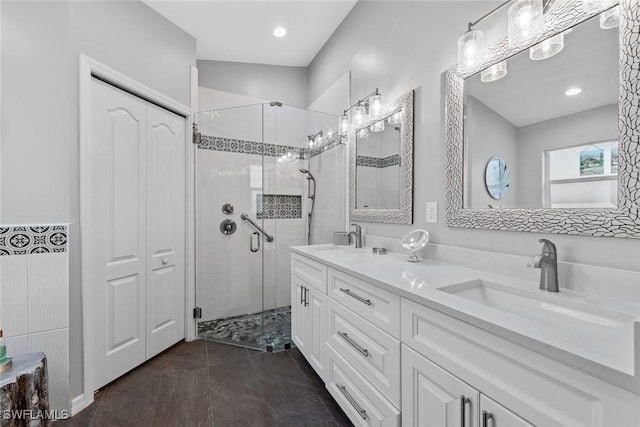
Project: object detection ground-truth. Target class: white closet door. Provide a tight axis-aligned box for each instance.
[89,78,148,390]
[145,103,186,358]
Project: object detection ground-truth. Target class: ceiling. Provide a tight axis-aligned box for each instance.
[142,0,358,67]
[466,13,619,128]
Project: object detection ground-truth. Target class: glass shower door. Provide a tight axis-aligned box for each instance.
[195,104,267,350]
[194,101,340,352]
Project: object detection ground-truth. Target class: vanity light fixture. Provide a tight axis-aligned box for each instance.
[457,29,486,74]
[457,0,514,74]
[370,119,385,133]
[336,88,382,142]
[530,32,565,60]
[459,1,559,74]
[351,104,367,128]
[273,26,287,38]
[356,127,369,140]
[481,61,508,82]
[338,115,350,137]
[565,87,582,96]
[307,130,323,148]
[388,111,402,125]
[368,94,384,119]
[600,5,620,29]
[508,0,545,47]
[278,150,298,163]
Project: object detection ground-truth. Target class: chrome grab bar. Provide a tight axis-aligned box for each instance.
[241,213,274,242]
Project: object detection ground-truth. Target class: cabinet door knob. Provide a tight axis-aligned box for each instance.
[162,258,168,265]
[460,395,470,427]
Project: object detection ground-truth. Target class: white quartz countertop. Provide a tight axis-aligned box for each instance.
[291,244,640,393]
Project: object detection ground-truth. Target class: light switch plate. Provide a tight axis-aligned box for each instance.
[426,202,438,223]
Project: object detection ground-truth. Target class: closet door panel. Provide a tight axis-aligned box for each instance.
[89,78,147,390]
[145,103,186,358]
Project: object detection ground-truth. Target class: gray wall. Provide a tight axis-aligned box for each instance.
[1,0,196,399]
[465,96,518,209]
[197,60,309,108]
[308,0,640,271]
[516,104,618,208]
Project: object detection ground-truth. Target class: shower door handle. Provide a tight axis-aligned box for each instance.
[250,232,260,252]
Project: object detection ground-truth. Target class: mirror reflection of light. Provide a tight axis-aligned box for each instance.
[370,120,385,133]
[481,61,508,83]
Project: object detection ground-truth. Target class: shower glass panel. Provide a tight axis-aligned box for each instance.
[195,102,338,352]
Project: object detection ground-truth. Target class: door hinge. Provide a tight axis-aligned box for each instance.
[193,307,202,319]
[192,123,201,145]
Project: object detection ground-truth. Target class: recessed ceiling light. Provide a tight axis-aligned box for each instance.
[273,26,287,38]
[565,87,582,96]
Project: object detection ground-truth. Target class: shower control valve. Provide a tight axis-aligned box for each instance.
[220,219,237,236]
[222,203,234,214]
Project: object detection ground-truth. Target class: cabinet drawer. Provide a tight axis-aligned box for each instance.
[328,298,401,407]
[326,344,400,427]
[328,268,400,337]
[401,297,640,427]
[481,394,534,427]
[291,253,327,292]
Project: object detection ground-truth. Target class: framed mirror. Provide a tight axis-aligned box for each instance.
[445,0,640,238]
[350,90,414,223]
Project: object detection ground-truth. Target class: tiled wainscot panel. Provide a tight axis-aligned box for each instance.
[0,224,69,413]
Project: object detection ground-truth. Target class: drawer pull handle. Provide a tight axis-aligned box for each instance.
[482,410,493,427]
[339,288,372,306]
[460,395,470,427]
[337,332,369,357]
[336,383,367,420]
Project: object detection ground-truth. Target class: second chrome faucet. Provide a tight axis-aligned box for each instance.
[527,238,559,292]
[347,224,363,248]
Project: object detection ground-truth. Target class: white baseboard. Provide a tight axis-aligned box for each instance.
[70,393,94,417]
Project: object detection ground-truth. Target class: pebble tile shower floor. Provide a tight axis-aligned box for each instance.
[198,306,292,352]
[57,340,352,426]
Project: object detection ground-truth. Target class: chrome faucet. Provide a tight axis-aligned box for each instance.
[527,238,559,292]
[347,224,363,248]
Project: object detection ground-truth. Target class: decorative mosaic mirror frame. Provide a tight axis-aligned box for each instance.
[350,89,414,224]
[445,0,640,238]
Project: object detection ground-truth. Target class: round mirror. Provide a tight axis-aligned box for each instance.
[485,157,510,200]
[401,229,429,262]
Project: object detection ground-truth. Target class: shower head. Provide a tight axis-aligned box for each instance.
[299,169,315,181]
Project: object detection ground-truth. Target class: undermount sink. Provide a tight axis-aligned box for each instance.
[439,279,635,328]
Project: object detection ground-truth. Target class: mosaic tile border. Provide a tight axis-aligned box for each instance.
[0,225,68,256]
[198,135,343,160]
[256,194,302,219]
[356,154,401,168]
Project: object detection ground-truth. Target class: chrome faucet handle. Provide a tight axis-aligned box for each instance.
[351,223,361,232]
[538,238,557,258]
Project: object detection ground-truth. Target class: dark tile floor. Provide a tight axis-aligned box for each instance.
[57,340,352,427]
